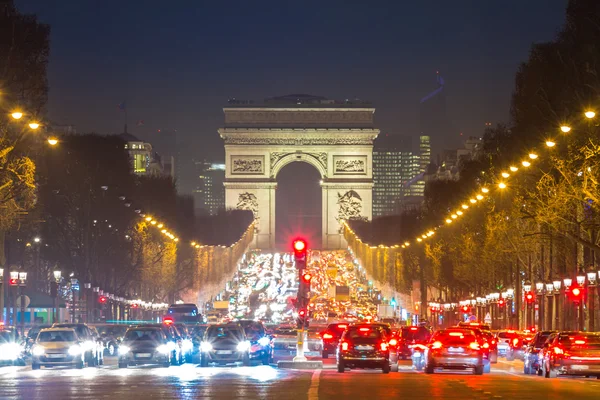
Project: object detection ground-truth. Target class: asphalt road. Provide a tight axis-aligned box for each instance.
[1,358,599,400]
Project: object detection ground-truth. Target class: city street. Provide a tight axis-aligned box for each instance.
[1,358,600,399]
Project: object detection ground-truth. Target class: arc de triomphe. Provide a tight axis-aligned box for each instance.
[219,96,379,250]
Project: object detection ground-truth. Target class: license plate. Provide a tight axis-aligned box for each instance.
[135,353,152,358]
[288,345,296,349]
[572,365,589,370]
[413,352,421,358]
[216,350,232,355]
[448,347,464,353]
[355,345,374,351]
[47,353,65,358]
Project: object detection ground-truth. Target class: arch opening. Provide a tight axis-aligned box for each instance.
[275,161,322,251]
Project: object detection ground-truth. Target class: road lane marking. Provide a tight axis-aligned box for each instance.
[308,369,321,400]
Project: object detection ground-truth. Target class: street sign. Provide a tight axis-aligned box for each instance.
[484,312,492,324]
[16,295,31,309]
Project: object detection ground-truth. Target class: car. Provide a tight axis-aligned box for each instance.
[424,328,485,375]
[506,333,528,361]
[200,323,251,367]
[321,322,349,359]
[397,326,432,360]
[0,327,25,366]
[337,324,391,374]
[543,331,600,378]
[236,320,273,365]
[52,323,103,366]
[117,326,172,368]
[496,330,520,358]
[24,325,51,356]
[31,328,85,370]
[133,323,183,365]
[537,332,559,376]
[94,324,129,356]
[523,330,556,375]
[452,326,492,373]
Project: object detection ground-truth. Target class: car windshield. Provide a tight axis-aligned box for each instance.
[38,331,76,342]
[56,325,87,338]
[534,333,553,346]
[346,327,382,340]
[207,327,244,340]
[124,329,162,341]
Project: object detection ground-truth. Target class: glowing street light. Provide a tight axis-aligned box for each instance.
[451,214,457,219]
[476,194,484,200]
[501,172,510,178]
[545,140,556,148]
[461,204,469,209]
[498,182,507,189]
[11,111,23,120]
[522,160,531,167]
[585,111,596,119]
[509,166,518,172]
[28,122,40,129]
[481,187,489,193]
[528,153,538,159]
[456,210,463,216]
[47,137,58,146]
[445,219,452,224]
[560,125,571,133]
[469,198,477,204]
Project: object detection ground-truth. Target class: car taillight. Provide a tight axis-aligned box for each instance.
[470,342,480,350]
[388,338,398,346]
[483,342,490,349]
[491,340,496,345]
[341,341,349,351]
[322,333,333,340]
[574,340,586,345]
[553,347,564,355]
[431,341,443,349]
[380,342,389,351]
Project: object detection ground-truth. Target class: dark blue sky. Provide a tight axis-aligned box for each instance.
[18,0,567,159]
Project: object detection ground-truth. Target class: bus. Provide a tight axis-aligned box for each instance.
[164,303,202,324]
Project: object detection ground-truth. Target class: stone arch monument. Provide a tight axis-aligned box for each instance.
[219,95,379,249]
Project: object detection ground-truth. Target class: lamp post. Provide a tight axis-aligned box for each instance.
[576,272,586,331]
[70,278,78,323]
[587,268,597,332]
[523,281,532,329]
[552,279,561,330]
[0,268,4,324]
[535,281,544,330]
[563,277,573,330]
[52,271,61,323]
[16,271,27,338]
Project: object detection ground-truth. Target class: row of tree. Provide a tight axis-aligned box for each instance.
[349,0,600,309]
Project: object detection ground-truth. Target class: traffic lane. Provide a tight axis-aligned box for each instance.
[0,364,313,400]
[318,368,600,400]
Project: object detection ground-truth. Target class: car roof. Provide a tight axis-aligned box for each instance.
[40,327,76,333]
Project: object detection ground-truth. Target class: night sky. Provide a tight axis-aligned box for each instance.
[18,0,567,180]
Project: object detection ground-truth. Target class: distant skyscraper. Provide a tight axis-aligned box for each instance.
[372,134,414,217]
[193,160,225,216]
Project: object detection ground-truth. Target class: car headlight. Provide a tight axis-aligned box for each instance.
[200,342,213,352]
[118,345,131,355]
[157,345,170,354]
[32,345,45,356]
[0,343,21,360]
[82,341,95,351]
[167,341,177,351]
[182,339,193,352]
[258,337,270,347]
[237,341,251,352]
[68,345,82,356]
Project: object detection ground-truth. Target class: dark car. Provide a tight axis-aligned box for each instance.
[524,330,556,375]
[397,326,432,360]
[200,324,250,367]
[52,323,103,366]
[236,320,272,365]
[425,329,485,375]
[118,327,172,368]
[0,328,25,365]
[337,324,391,374]
[321,322,349,359]
[133,323,183,365]
[543,331,600,378]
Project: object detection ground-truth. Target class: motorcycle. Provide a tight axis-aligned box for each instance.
[411,343,427,371]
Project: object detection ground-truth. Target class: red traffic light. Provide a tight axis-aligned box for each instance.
[525,292,534,303]
[498,299,505,306]
[572,287,581,297]
[163,316,174,325]
[302,272,312,283]
[461,305,469,313]
[98,296,107,303]
[293,239,306,252]
[8,278,18,286]
[298,309,306,317]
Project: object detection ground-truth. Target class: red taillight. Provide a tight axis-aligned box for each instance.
[322,333,333,340]
[163,317,174,325]
[380,342,389,351]
[337,324,347,329]
[431,341,443,349]
[512,338,519,346]
[482,342,490,349]
[491,340,496,345]
[470,342,480,350]
[388,338,398,346]
[410,327,418,331]
[341,341,349,351]
[359,327,370,332]
[449,332,464,338]
[574,340,586,345]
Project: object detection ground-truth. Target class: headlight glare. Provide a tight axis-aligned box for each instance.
[200,342,213,352]
[32,345,45,356]
[68,345,82,356]
[118,345,131,355]
[182,339,193,351]
[258,337,270,346]
[237,341,251,352]
[83,341,95,351]
[157,345,170,354]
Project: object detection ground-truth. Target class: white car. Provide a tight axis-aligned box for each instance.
[31,328,85,370]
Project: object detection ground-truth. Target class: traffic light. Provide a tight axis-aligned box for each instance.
[525,292,534,303]
[571,286,583,303]
[296,308,309,329]
[8,278,18,286]
[98,296,107,304]
[498,299,505,307]
[293,239,307,270]
[302,272,312,285]
[461,305,470,313]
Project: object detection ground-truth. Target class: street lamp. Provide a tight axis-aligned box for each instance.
[14,271,27,337]
[523,281,532,292]
[0,268,3,324]
[47,137,58,146]
[576,272,586,286]
[563,277,572,289]
[11,111,23,120]
[53,271,61,323]
[535,282,544,293]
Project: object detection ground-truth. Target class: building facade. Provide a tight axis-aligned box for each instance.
[193,160,226,216]
[119,133,164,176]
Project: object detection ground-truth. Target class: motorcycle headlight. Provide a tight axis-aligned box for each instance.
[258,337,270,346]
[68,345,82,356]
[200,342,213,352]
[182,339,193,351]
[118,345,131,355]
[157,345,170,354]
[83,341,95,351]
[237,341,251,352]
[32,345,45,356]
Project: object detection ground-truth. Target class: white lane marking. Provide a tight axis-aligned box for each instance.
[308,369,321,400]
